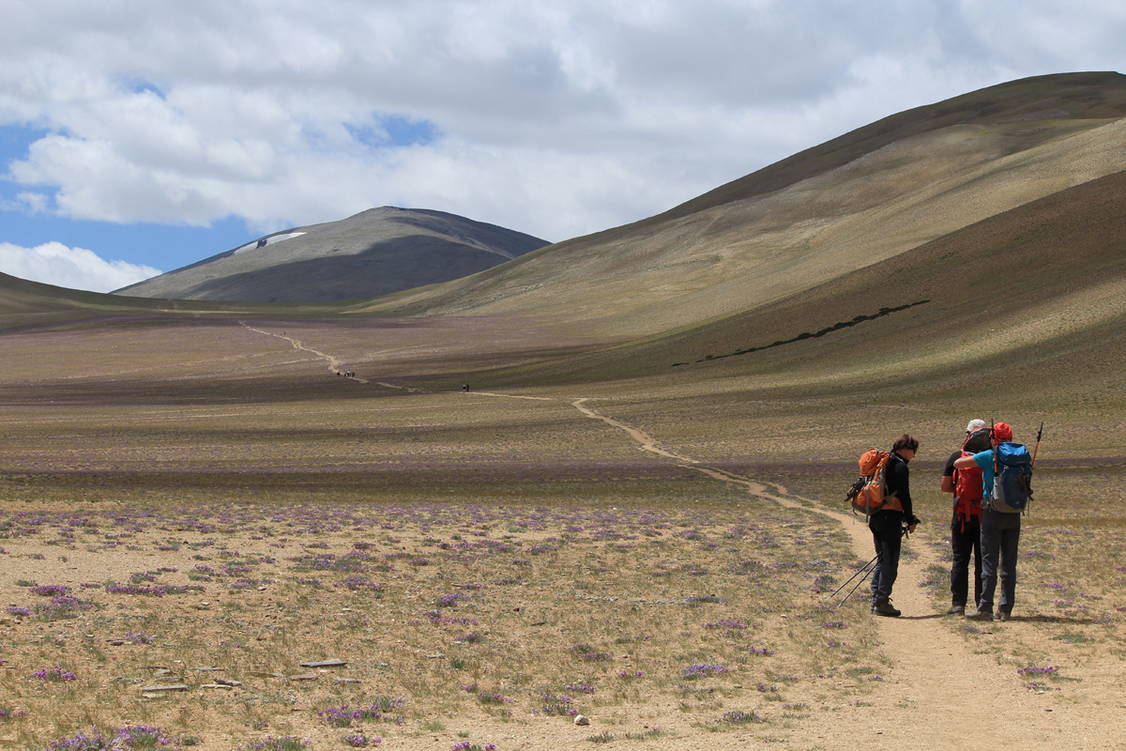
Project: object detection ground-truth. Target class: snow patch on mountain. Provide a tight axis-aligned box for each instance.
[234,231,307,255]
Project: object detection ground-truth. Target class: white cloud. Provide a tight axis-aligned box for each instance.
[0,241,160,292]
[0,0,1123,246]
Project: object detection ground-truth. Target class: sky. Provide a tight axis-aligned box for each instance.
[0,1,1122,292]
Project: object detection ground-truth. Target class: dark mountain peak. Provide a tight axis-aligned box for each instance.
[115,208,549,303]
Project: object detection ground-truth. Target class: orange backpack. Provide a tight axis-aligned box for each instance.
[846,449,903,519]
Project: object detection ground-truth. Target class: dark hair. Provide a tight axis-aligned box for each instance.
[963,429,992,453]
[892,434,919,453]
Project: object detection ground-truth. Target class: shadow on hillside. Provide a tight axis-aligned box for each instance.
[187,236,508,303]
[673,299,930,366]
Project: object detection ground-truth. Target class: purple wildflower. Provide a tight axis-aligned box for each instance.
[564,682,595,693]
[569,644,612,661]
[539,694,578,716]
[436,593,469,607]
[319,698,405,727]
[681,664,729,679]
[1017,666,1057,676]
[33,666,78,682]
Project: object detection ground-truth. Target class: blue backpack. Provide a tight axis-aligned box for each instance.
[992,442,1033,511]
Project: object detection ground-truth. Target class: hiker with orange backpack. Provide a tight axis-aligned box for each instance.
[954,422,1034,621]
[867,434,922,617]
[940,419,992,616]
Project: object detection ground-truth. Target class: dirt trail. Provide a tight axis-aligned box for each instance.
[241,322,432,392]
[240,322,367,382]
[552,398,1099,749]
[226,330,1111,748]
[572,397,699,463]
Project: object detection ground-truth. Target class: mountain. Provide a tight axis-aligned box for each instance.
[352,72,1126,343]
[478,169,1125,393]
[7,73,1123,404]
[116,207,549,303]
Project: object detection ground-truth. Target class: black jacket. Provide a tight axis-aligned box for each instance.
[881,451,919,524]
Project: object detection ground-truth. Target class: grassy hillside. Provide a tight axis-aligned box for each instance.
[468,171,1124,401]
[350,73,1126,339]
[0,271,357,332]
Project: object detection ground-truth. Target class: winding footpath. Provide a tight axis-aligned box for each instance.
[238,323,1112,749]
[551,398,1084,749]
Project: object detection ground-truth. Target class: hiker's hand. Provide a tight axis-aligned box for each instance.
[907,522,918,535]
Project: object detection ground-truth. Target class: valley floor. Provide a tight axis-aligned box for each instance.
[1,318,1123,750]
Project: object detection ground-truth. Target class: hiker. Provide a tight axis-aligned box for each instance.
[954,422,1029,621]
[869,434,922,617]
[940,419,992,616]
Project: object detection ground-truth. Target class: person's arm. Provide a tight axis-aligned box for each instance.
[897,462,918,530]
[941,452,957,493]
[952,454,977,470]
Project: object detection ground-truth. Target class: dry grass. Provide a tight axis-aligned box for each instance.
[1,480,890,749]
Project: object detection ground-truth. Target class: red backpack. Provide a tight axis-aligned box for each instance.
[952,448,985,531]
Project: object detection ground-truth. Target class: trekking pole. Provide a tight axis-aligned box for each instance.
[835,563,876,609]
[1031,421,1044,469]
[829,554,879,597]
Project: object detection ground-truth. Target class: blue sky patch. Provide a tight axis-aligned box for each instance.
[0,206,254,273]
[0,122,51,168]
[347,114,440,149]
[121,77,167,99]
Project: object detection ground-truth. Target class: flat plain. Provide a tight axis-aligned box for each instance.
[1,315,1122,750]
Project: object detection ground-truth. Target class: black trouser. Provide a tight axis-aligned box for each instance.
[950,516,982,607]
[980,508,1021,614]
[869,511,903,602]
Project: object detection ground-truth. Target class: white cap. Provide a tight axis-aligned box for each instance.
[965,419,988,433]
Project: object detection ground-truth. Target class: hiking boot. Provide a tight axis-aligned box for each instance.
[965,608,994,621]
[947,604,966,616]
[873,598,901,617]
[997,611,1011,622]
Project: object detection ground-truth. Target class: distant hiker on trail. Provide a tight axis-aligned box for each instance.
[941,419,992,616]
[461,383,470,392]
[954,422,1033,622]
[869,434,922,617]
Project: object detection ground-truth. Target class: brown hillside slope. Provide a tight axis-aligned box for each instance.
[0,273,167,318]
[476,171,1125,404]
[0,272,295,329]
[352,73,1126,337]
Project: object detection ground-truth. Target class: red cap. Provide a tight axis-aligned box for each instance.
[992,422,1013,442]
